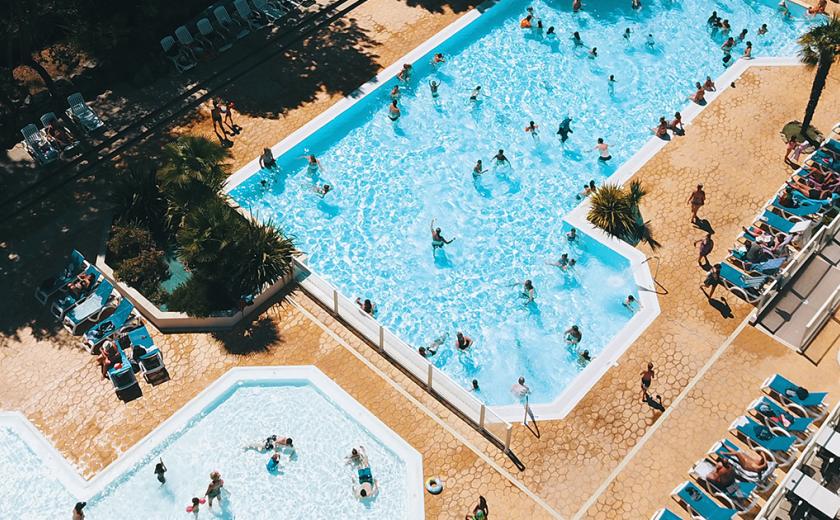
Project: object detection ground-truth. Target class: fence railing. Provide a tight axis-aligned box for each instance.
[801,285,840,352]
[754,212,840,317]
[293,259,514,452]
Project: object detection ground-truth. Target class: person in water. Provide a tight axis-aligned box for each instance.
[154,458,167,484]
[572,31,583,46]
[267,452,282,472]
[396,63,412,82]
[707,11,720,26]
[567,227,577,241]
[608,74,616,94]
[589,47,598,58]
[573,0,582,12]
[703,76,716,91]
[520,14,533,29]
[623,27,632,40]
[302,154,323,173]
[430,218,456,251]
[455,331,473,350]
[390,85,400,100]
[557,117,573,143]
[429,80,440,98]
[472,160,488,178]
[432,53,446,65]
[511,376,530,398]
[419,336,444,358]
[388,99,401,121]
[469,86,484,102]
[757,23,768,36]
[205,471,224,508]
[355,298,376,315]
[548,253,574,269]
[595,138,612,161]
[565,325,582,345]
[645,33,655,47]
[314,184,331,198]
[623,295,638,311]
[259,147,276,169]
[525,121,539,139]
[519,279,536,302]
[494,149,511,167]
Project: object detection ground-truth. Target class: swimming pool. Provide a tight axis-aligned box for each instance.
[228,0,813,407]
[0,369,422,519]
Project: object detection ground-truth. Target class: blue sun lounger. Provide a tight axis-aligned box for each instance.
[771,196,825,219]
[729,416,797,467]
[749,396,814,441]
[82,298,136,354]
[35,250,88,304]
[650,509,682,520]
[49,264,102,318]
[810,150,839,172]
[107,341,138,392]
[672,481,736,520]
[710,439,777,493]
[761,373,828,420]
[689,458,758,513]
[62,280,119,334]
[758,210,808,235]
[719,262,766,303]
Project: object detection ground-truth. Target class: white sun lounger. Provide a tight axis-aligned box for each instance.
[66,93,105,133]
[160,35,196,72]
[214,6,249,39]
[197,18,232,52]
[21,124,59,164]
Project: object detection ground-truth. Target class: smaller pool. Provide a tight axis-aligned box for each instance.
[0,373,422,520]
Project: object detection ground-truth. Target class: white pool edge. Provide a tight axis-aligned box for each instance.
[0,366,424,517]
[222,0,806,422]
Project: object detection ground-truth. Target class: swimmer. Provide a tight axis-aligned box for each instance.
[388,100,401,121]
[721,37,735,52]
[244,435,281,452]
[567,227,577,241]
[631,0,641,9]
[469,86,484,102]
[757,24,768,36]
[154,458,167,484]
[419,335,445,358]
[259,147,277,169]
[573,0,582,12]
[589,47,598,58]
[548,253,572,269]
[520,14,533,29]
[737,29,748,42]
[623,28,632,40]
[536,20,544,33]
[579,349,592,363]
[707,11,720,26]
[721,19,731,34]
[511,377,530,398]
[267,452,282,472]
[565,325,582,345]
[519,279,536,303]
[431,219,456,251]
[455,331,473,350]
[473,160,488,178]
[355,298,376,315]
[557,116,574,142]
[623,295,638,311]
[645,33,655,47]
[608,74,616,94]
[390,85,400,100]
[577,179,597,199]
[396,63,412,82]
[432,53,446,65]
[525,121,539,138]
[703,76,716,91]
[494,149,511,167]
[572,31,583,46]
[547,26,556,37]
[470,379,480,391]
[314,184,331,198]
[595,137,612,161]
[302,154,323,174]
[778,0,790,18]
[346,447,369,467]
[743,41,752,59]
[429,80,440,98]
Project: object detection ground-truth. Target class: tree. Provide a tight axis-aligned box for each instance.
[232,217,295,297]
[587,182,659,249]
[797,14,840,140]
[176,199,242,280]
[112,161,170,240]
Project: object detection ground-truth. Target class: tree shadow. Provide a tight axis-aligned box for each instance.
[212,315,283,355]
[396,0,484,14]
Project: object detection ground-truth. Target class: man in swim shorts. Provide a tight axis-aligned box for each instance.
[430,218,455,252]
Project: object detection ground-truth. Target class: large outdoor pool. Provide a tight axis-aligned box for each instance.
[0,382,416,519]
[229,0,813,406]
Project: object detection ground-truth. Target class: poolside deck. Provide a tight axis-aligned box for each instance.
[1,1,840,519]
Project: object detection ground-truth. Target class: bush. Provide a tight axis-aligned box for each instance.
[166,276,237,317]
[108,224,157,264]
[114,249,170,304]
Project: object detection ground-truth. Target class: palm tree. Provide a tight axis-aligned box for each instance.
[587,184,636,240]
[797,14,840,141]
[111,161,170,240]
[176,199,242,278]
[233,217,295,297]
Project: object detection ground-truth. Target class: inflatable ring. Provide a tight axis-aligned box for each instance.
[425,476,444,495]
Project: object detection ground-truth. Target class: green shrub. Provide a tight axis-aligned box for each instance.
[108,224,157,264]
[114,249,170,304]
[166,276,237,317]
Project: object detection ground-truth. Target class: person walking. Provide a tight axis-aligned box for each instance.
[687,184,706,223]
[694,233,714,267]
[210,99,228,140]
[700,263,722,300]
[640,362,655,402]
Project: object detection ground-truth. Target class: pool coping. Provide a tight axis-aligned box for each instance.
[222,0,807,422]
[0,366,424,517]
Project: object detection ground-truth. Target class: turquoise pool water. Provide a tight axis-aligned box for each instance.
[0,384,411,519]
[230,0,813,405]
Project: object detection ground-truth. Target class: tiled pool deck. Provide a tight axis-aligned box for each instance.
[2,1,840,518]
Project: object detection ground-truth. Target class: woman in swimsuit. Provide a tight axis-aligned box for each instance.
[758,24,768,36]
[455,332,473,350]
[302,154,322,174]
[703,76,716,91]
[694,233,714,266]
[390,85,400,100]
[396,63,412,82]
[430,218,455,251]
[653,117,669,139]
[743,41,752,59]
[687,184,706,223]
[469,86,483,102]
[520,280,536,302]
[572,0,582,13]
[205,471,224,507]
[690,82,706,104]
[355,298,376,315]
[429,80,440,98]
[259,148,276,169]
[572,31,583,46]
[388,100,401,121]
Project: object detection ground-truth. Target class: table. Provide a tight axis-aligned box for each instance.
[816,427,840,458]
[785,469,840,518]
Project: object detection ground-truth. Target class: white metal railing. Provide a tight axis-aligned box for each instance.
[800,285,840,352]
[754,212,840,316]
[293,259,514,452]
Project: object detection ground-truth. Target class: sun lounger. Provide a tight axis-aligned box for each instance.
[108,342,138,392]
[50,264,102,318]
[35,250,88,304]
[689,459,758,514]
[82,299,137,354]
[729,416,797,467]
[749,396,814,444]
[761,373,828,420]
[772,196,826,219]
[175,26,209,59]
[62,280,119,334]
[197,18,232,52]
[810,150,839,172]
[21,124,59,164]
[672,481,736,520]
[214,6,249,39]
[233,0,265,29]
[252,0,288,23]
[651,509,682,520]
[160,35,196,72]
[117,325,167,385]
[718,262,766,303]
[65,93,105,133]
[757,209,809,235]
[710,439,777,493]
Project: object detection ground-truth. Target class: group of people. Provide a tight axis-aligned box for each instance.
[210,97,240,144]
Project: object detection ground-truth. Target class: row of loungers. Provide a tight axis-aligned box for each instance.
[21,93,105,165]
[652,374,829,520]
[720,138,840,304]
[34,250,168,395]
[160,0,312,72]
